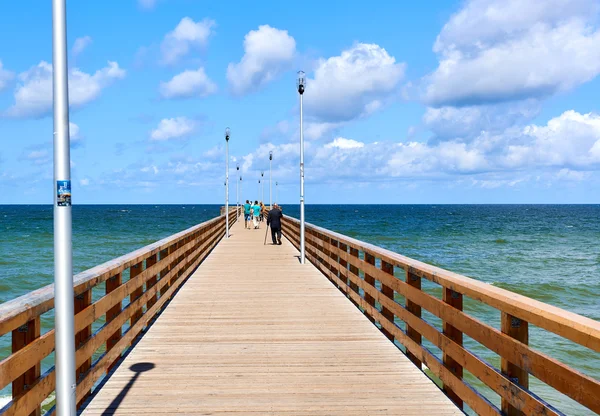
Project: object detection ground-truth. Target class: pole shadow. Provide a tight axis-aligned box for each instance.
[101,362,155,415]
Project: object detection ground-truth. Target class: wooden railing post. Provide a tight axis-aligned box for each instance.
[146,254,158,311]
[348,247,360,298]
[338,242,348,288]
[159,247,170,299]
[405,270,422,368]
[12,318,41,416]
[364,252,376,323]
[129,262,144,338]
[106,272,122,373]
[74,288,92,405]
[501,312,529,416]
[443,288,463,409]
[380,260,395,342]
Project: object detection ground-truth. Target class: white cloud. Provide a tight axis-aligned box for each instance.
[425,0,600,106]
[423,101,540,142]
[72,36,92,56]
[226,25,296,95]
[325,137,364,149]
[304,43,405,122]
[79,178,90,186]
[150,117,195,141]
[69,122,80,140]
[161,17,215,65]
[0,60,14,92]
[5,61,125,118]
[138,0,157,9]
[159,67,217,99]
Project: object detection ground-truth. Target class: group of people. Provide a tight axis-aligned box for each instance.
[242,200,284,245]
[243,200,266,229]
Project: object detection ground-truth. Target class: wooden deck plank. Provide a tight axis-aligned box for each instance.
[81,218,461,415]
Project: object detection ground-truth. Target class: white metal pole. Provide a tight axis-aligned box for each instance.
[236,176,239,218]
[269,158,272,208]
[299,93,305,264]
[225,139,229,238]
[52,0,77,414]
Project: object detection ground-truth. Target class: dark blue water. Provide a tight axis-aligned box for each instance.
[1,204,599,414]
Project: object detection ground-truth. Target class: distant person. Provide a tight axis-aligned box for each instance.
[260,202,266,222]
[267,203,283,245]
[252,200,261,229]
[243,200,251,229]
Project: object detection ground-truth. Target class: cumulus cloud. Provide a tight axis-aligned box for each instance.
[159,67,217,99]
[423,101,540,143]
[425,0,600,107]
[161,17,215,64]
[79,178,90,186]
[325,137,364,149]
[72,36,92,56]
[150,117,196,141]
[0,60,14,92]
[249,110,600,185]
[4,61,125,118]
[304,43,405,123]
[226,25,296,95]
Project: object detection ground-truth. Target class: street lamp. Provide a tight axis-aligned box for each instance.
[276,181,278,204]
[297,70,306,264]
[261,171,264,202]
[269,151,273,208]
[225,127,230,239]
[52,0,77,413]
[236,163,240,218]
[258,179,261,200]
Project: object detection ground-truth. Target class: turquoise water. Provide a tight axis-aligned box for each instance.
[1,204,599,414]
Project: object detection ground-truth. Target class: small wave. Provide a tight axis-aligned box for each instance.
[120,210,130,213]
[565,225,574,228]
[0,396,11,409]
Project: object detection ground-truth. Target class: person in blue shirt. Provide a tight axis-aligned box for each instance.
[252,200,261,229]
[243,200,251,229]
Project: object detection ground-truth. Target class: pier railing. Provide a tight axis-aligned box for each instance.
[0,209,238,416]
[282,216,600,416]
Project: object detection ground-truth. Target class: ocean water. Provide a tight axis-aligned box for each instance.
[1,204,599,414]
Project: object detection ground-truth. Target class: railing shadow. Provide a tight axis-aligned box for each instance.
[101,362,155,415]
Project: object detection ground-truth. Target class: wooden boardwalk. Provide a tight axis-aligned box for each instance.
[82,218,461,415]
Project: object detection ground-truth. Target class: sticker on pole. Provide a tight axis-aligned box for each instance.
[57,180,71,206]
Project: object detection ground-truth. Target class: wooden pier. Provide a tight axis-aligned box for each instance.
[0,209,599,415]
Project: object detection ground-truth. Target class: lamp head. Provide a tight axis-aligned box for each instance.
[224,127,231,141]
[269,150,273,161]
[297,71,306,95]
[261,171,264,177]
[236,163,239,171]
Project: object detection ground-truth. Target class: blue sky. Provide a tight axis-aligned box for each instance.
[1,0,600,204]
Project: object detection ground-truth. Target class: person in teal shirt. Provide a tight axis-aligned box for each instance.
[243,200,251,229]
[252,200,261,229]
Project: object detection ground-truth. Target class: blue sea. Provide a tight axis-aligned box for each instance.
[1,204,599,415]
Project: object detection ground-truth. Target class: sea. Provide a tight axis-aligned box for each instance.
[1,204,599,415]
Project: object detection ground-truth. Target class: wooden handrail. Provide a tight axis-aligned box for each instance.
[0,208,240,416]
[281,215,600,416]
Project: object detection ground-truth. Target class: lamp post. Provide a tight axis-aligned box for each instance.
[236,163,240,218]
[258,179,261,200]
[225,127,230,239]
[276,181,278,204]
[297,70,306,264]
[269,151,273,208]
[52,1,77,414]
[261,171,264,202]
[240,176,243,213]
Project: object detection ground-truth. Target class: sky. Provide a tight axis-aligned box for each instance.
[1,0,600,204]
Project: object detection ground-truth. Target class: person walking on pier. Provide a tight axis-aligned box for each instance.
[252,200,261,229]
[267,203,283,245]
[243,200,252,229]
